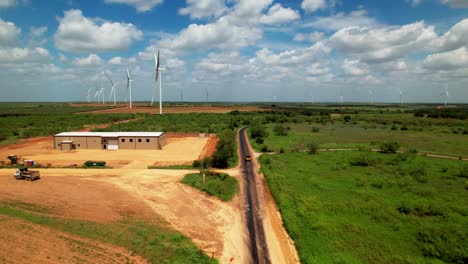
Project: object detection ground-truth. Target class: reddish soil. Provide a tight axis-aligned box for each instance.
[0,215,148,264]
[0,175,156,223]
[80,106,269,114]
[199,135,219,160]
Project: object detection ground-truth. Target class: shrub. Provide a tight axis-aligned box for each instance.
[211,129,236,169]
[192,160,201,168]
[84,161,106,167]
[261,145,271,152]
[311,126,320,133]
[306,143,318,154]
[255,137,264,144]
[350,153,378,167]
[400,125,408,131]
[343,115,351,122]
[380,141,400,153]
[273,124,288,136]
[391,125,398,130]
[250,123,268,139]
[454,165,468,179]
[416,225,467,263]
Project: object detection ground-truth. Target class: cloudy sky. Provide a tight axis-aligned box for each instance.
[0,0,467,103]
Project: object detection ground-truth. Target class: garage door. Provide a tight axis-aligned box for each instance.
[107,140,119,150]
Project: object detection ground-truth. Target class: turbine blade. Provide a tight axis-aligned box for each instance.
[105,71,114,86]
[156,50,160,70]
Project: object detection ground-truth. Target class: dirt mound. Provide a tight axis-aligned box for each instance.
[0,215,148,264]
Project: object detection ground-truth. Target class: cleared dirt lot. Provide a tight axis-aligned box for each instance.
[0,169,248,263]
[0,215,148,264]
[80,105,268,114]
[0,136,210,168]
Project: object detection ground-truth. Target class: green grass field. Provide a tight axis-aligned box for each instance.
[260,151,468,264]
[249,113,467,157]
[181,172,239,201]
[0,201,216,263]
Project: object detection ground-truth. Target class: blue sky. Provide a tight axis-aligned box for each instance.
[0,0,467,103]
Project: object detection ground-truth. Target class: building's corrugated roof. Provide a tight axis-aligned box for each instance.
[55,132,165,137]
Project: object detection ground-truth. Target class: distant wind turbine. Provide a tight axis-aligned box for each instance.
[126,67,133,109]
[441,85,449,108]
[368,88,374,104]
[399,87,403,106]
[105,71,117,106]
[153,50,165,114]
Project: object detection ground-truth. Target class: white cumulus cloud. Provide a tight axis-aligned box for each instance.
[431,18,468,52]
[294,31,324,43]
[72,54,103,67]
[423,47,468,70]
[54,9,143,53]
[301,0,327,12]
[0,47,50,64]
[305,10,377,31]
[179,0,226,19]
[260,3,300,25]
[330,21,437,63]
[104,0,163,13]
[0,19,20,46]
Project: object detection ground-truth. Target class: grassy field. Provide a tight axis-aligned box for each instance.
[249,112,467,157]
[0,103,136,145]
[0,201,216,263]
[182,172,239,201]
[260,151,468,264]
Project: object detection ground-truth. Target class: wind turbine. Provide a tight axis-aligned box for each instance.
[126,67,133,109]
[441,85,449,108]
[399,87,403,106]
[105,71,117,106]
[367,88,374,104]
[86,88,92,103]
[153,50,165,114]
[205,88,209,103]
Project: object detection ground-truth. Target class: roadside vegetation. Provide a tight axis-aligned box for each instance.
[260,151,468,263]
[182,171,239,201]
[0,201,217,263]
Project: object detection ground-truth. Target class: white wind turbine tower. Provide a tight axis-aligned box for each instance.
[105,71,117,106]
[367,87,374,104]
[86,88,92,103]
[399,87,403,106]
[126,67,133,109]
[441,85,449,108]
[153,50,165,114]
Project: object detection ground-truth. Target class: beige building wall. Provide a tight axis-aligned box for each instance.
[159,134,167,148]
[68,137,87,149]
[119,137,136,149]
[135,137,159,150]
[54,134,165,150]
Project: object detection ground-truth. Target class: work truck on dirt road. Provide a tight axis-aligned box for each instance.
[14,168,40,181]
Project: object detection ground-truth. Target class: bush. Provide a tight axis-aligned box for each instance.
[311,126,320,133]
[279,147,285,154]
[250,123,268,139]
[211,129,236,169]
[416,225,467,263]
[273,124,288,136]
[343,115,351,122]
[255,137,264,144]
[306,143,318,155]
[350,153,378,167]
[454,165,468,179]
[192,160,201,168]
[380,141,400,153]
[84,161,106,167]
[261,145,271,152]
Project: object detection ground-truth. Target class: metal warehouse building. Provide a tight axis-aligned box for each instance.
[54,132,167,151]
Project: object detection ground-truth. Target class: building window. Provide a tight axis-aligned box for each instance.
[138,139,142,143]
[146,139,150,143]
[130,139,133,142]
[121,139,125,142]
